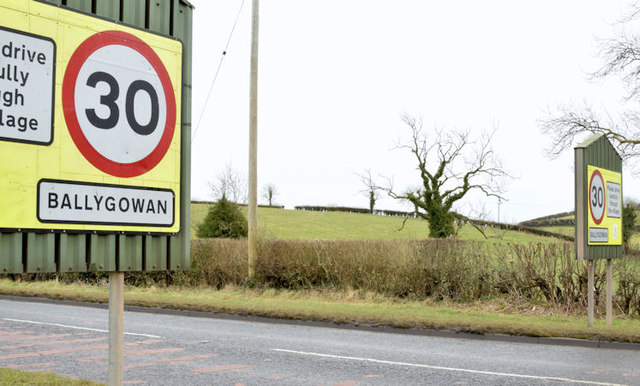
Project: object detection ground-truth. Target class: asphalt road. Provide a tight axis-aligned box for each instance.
[0,297,639,385]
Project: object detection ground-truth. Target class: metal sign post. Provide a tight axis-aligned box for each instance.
[575,134,623,327]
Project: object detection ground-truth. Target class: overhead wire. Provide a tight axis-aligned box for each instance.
[191,0,246,143]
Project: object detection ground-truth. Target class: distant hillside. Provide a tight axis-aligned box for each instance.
[519,211,575,228]
[191,202,568,243]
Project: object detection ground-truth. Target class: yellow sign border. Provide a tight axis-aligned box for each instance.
[587,165,622,246]
[0,0,182,234]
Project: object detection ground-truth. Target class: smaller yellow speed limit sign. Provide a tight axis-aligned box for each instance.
[587,165,622,245]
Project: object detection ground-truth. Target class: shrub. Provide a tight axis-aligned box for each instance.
[493,242,600,311]
[623,201,637,249]
[189,239,247,288]
[196,197,248,238]
[615,251,640,315]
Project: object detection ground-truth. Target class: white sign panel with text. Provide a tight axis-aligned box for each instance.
[38,180,174,227]
[0,26,54,144]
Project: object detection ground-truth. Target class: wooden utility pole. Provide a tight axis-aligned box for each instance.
[248,0,259,277]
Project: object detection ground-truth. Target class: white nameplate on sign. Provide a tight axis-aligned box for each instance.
[38,180,174,227]
[589,228,608,243]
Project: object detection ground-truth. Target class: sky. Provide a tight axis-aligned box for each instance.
[188,0,638,224]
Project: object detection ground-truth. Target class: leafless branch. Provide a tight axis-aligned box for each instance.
[540,103,640,162]
[208,163,247,204]
[541,3,640,170]
[395,215,411,232]
[458,203,508,240]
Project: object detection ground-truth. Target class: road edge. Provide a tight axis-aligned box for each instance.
[1,294,639,351]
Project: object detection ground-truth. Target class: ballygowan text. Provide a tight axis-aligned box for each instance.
[48,192,168,215]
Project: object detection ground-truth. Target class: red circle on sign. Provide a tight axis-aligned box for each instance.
[62,30,176,178]
[589,169,606,225]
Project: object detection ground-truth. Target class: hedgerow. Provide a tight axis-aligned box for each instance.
[8,239,640,316]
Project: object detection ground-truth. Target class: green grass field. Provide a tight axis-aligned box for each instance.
[191,203,558,243]
[539,225,574,237]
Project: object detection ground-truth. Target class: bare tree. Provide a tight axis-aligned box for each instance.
[379,114,510,238]
[357,169,380,213]
[261,183,278,206]
[541,4,640,169]
[208,163,247,204]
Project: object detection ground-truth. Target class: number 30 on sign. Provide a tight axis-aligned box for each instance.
[62,30,177,178]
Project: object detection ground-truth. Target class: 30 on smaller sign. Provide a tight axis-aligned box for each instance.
[589,169,605,225]
[587,165,622,245]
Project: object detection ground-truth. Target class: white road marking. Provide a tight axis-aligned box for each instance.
[273,348,626,386]
[3,318,162,338]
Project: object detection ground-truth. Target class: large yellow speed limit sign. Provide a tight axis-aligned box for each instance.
[0,0,182,234]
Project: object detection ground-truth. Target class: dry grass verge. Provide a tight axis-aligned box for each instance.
[1,280,640,344]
